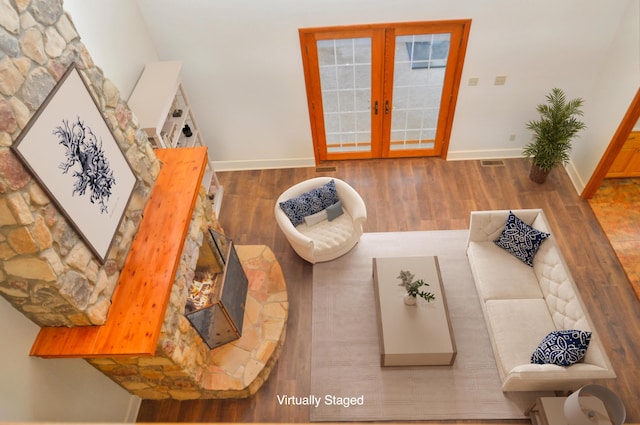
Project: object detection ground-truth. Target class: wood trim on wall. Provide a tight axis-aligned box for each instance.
[582,87,640,199]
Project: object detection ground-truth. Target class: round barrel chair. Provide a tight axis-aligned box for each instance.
[274,177,367,263]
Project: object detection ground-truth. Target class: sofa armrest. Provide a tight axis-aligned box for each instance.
[467,210,511,246]
[336,180,367,232]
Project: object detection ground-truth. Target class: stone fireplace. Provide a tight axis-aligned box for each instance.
[0,1,287,400]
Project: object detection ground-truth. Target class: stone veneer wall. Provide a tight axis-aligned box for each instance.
[0,0,160,327]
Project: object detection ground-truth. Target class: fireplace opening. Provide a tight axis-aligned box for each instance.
[185,229,249,349]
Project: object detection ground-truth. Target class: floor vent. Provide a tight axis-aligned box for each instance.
[480,159,505,167]
[316,166,337,172]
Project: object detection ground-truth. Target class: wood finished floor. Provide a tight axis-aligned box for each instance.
[137,158,640,423]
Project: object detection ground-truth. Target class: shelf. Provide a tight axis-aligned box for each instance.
[128,61,182,140]
[128,61,223,214]
[30,147,208,358]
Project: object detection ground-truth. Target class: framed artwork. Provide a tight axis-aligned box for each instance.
[12,64,137,263]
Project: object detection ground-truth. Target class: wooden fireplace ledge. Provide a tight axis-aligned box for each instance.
[31,147,208,358]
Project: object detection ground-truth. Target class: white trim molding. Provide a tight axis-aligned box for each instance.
[212,157,316,171]
[564,160,587,195]
[446,148,524,161]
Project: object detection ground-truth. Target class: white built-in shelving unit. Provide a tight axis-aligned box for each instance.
[128,61,223,217]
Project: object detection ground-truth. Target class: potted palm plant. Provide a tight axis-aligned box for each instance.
[523,88,586,184]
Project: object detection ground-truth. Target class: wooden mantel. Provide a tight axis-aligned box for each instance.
[31,147,208,358]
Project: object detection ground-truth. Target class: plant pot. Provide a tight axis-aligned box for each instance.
[529,163,550,184]
[403,294,417,306]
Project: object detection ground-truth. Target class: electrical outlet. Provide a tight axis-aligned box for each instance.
[468,77,479,86]
[509,134,516,141]
[494,75,507,85]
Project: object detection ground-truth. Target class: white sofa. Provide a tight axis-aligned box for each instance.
[275,177,367,264]
[466,209,616,392]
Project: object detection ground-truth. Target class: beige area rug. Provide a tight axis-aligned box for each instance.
[310,230,547,421]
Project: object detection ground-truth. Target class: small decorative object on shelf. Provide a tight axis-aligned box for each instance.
[397,270,435,306]
[172,108,183,117]
[182,124,192,137]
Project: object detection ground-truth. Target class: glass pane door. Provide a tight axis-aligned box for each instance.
[389,33,450,152]
[317,38,372,154]
[299,20,469,162]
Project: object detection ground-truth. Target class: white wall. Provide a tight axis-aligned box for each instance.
[0,297,140,422]
[63,0,638,178]
[131,0,638,183]
[567,0,640,192]
[64,0,159,99]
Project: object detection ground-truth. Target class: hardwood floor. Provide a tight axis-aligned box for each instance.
[137,158,640,423]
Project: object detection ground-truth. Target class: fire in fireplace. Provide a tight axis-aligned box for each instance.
[185,229,249,349]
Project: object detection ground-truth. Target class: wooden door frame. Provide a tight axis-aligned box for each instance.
[380,21,471,159]
[581,87,640,199]
[299,26,385,163]
[299,19,471,165]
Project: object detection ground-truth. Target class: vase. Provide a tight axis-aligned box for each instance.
[529,163,550,184]
[403,294,417,306]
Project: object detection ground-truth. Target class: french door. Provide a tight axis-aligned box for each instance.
[299,20,471,162]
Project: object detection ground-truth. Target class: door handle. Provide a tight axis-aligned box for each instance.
[374,100,379,115]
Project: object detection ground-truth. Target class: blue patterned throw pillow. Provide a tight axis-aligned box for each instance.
[279,179,339,226]
[494,211,550,266]
[531,330,592,366]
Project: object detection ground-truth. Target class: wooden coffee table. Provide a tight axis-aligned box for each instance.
[372,256,456,366]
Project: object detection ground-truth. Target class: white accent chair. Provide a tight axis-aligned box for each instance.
[275,177,367,264]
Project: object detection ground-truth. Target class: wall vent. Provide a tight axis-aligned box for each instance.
[480,159,505,167]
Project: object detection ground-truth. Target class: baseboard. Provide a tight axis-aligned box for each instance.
[212,157,316,171]
[564,160,586,195]
[212,150,524,170]
[446,148,524,161]
[123,395,142,423]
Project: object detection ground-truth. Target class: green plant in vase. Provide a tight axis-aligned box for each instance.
[523,87,586,184]
[397,270,435,306]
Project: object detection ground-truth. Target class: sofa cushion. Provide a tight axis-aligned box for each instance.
[297,209,355,253]
[467,241,542,301]
[279,179,339,226]
[494,211,550,266]
[485,299,556,374]
[531,330,592,366]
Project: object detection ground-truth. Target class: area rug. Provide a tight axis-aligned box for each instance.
[310,230,547,421]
